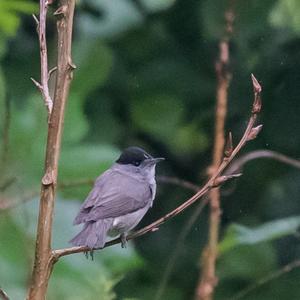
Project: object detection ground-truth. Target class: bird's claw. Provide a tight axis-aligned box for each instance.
[121,234,127,248]
[84,249,94,260]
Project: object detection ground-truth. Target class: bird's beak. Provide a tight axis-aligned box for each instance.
[146,157,165,165]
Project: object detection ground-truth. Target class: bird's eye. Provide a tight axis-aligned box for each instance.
[134,161,141,166]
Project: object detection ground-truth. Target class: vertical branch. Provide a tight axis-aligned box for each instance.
[26,1,76,300]
[195,6,235,300]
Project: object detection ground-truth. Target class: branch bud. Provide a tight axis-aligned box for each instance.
[247,124,263,141]
[54,5,67,16]
[251,74,262,113]
[224,131,233,157]
[212,173,242,187]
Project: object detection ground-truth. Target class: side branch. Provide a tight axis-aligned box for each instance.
[52,74,262,261]
[229,259,300,300]
[0,288,9,300]
[31,0,53,116]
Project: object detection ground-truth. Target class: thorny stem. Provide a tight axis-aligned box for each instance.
[51,74,262,262]
[26,1,75,299]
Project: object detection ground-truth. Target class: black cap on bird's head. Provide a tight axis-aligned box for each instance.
[116,146,164,167]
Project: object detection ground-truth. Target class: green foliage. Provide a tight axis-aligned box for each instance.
[270,0,300,34]
[219,216,300,255]
[3,199,143,300]
[1,0,300,299]
[0,0,37,37]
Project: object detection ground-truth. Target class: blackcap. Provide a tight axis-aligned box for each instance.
[70,146,164,249]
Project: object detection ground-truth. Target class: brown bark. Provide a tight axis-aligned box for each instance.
[26,1,75,299]
[195,43,230,300]
[195,7,234,300]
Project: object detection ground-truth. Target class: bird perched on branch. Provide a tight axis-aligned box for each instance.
[70,146,164,250]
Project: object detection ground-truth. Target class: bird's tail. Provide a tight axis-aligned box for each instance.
[69,219,113,249]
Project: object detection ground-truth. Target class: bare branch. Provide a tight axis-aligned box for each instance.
[51,74,262,261]
[212,173,242,187]
[0,191,38,212]
[0,288,9,300]
[251,73,262,114]
[225,150,300,176]
[228,259,300,300]
[157,175,199,192]
[0,177,16,193]
[26,0,76,299]
[48,66,58,81]
[31,1,53,116]
[196,5,235,299]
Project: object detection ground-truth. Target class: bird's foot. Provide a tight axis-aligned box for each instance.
[120,233,127,248]
[84,249,94,260]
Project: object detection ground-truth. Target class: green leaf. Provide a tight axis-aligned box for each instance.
[63,94,89,144]
[270,0,300,34]
[217,243,277,281]
[0,1,37,36]
[0,213,31,299]
[8,94,47,187]
[170,122,209,155]
[60,144,119,181]
[131,93,185,141]
[219,216,300,255]
[140,0,176,12]
[72,40,113,98]
[59,144,119,198]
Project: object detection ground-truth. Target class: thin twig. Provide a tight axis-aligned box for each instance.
[157,175,199,192]
[48,66,58,81]
[228,259,300,300]
[0,177,16,192]
[196,5,235,299]
[0,191,38,212]
[0,288,9,300]
[30,1,53,116]
[51,74,262,261]
[225,150,300,175]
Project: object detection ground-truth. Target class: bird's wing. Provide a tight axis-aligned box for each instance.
[73,169,152,224]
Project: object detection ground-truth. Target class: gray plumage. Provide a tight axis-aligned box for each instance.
[70,147,163,249]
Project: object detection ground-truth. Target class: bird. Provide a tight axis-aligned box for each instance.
[70,146,164,250]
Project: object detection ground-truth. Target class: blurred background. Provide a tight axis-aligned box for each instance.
[1,0,300,299]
